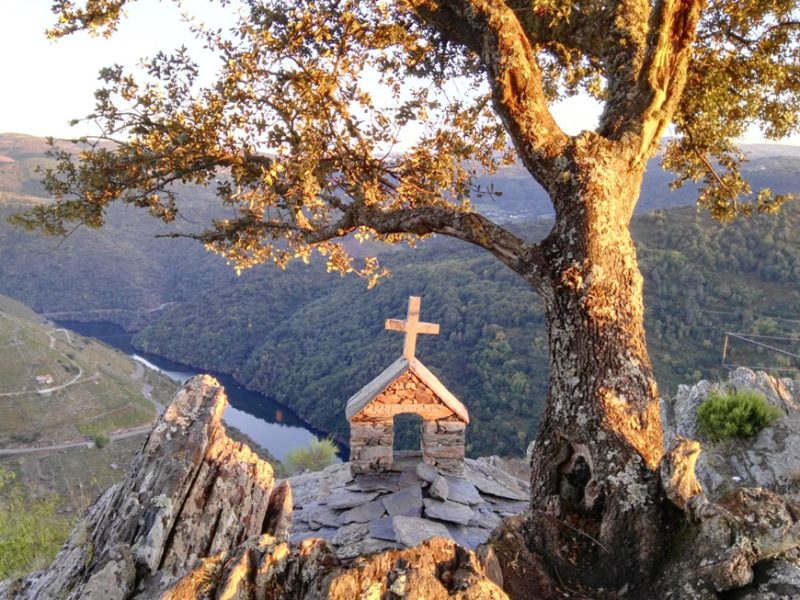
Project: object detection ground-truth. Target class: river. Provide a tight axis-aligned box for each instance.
[57,320,344,462]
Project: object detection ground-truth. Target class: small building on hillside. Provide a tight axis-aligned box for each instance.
[346,296,469,476]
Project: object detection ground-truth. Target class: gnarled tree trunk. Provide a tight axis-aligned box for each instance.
[523,136,674,594]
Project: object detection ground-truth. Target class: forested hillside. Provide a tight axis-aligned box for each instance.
[2,134,800,456]
[133,204,800,456]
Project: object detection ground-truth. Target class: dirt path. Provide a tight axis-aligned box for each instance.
[0,426,152,456]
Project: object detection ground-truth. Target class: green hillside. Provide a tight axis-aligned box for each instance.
[0,293,180,578]
[0,295,166,447]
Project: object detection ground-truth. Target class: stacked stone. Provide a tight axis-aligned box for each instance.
[422,418,466,476]
[289,458,530,561]
[349,419,393,474]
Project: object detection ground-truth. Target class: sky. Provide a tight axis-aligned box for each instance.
[0,1,797,145]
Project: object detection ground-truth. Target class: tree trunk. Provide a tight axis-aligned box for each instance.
[525,136,676,595]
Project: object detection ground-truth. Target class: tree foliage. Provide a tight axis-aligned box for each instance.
[20,0,797,279]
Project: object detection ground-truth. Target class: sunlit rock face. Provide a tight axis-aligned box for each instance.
[2,376,281,600]
[0,375,511,600]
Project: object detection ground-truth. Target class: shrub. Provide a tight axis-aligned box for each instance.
[697,389,783,442]
[285,438,338,474]
[92,433,110,448]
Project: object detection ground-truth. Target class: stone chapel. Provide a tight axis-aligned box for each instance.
[346,296,469,476]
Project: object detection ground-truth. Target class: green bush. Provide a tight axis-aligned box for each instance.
[0,467,74,580]
[285,438,338,474]
[697,390,783,442]
[92,433,110,448]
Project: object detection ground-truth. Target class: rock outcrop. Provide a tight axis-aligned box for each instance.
[162,535,507,600]
[655,368,800,598]
[1,375,512,600]
[664,367,800,499]
[1,376,280,600]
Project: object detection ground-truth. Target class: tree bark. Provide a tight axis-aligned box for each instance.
[523,134,674,594]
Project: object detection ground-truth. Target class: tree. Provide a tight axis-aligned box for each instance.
[17,0,800,595]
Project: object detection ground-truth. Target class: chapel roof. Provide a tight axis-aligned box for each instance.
[345,356,469,423]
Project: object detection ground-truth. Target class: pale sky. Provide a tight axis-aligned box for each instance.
[0,1,796,145]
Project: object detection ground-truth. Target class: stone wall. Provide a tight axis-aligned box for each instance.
[422,417,465,476]
[349,419,393,475]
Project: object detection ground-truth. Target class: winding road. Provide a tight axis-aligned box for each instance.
[0,325,163,456]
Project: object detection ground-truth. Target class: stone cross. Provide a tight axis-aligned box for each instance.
[385,296,440,359]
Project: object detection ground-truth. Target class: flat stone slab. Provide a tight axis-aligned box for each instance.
[325,489,381,510]
[369,516,396,542]
[446,524,492,549]
[398,470,425,489]
[382,485,423,517]
[444,477,483,505]
[339,498,387,524]
[423,498,474,524]
[416,462,438,483]
[482,495,528,514]
[347,472,402,493]
[464,459,528,500]
[332,522,370,547]
[392,516,450,547]
[468,505,502,530]
[307,506,343,529]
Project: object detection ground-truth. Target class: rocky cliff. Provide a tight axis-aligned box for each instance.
[4,371,800,599]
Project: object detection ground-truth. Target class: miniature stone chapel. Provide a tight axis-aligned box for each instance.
[346,296,469,476]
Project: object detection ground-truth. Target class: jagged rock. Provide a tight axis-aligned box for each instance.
[2,376,279,600]
[165,536,507,599]
[670,379,714,441]
[392,516,451,547]
[263,480,293,540]
[429,475,450,501]
[655,488,800,598]
[423,498,475,524]
[726,550,800,599]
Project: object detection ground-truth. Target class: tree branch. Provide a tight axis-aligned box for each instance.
[601,0,704,159]
[408,0,569,189]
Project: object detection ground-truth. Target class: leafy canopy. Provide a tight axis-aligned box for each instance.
[21,0,799,280]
